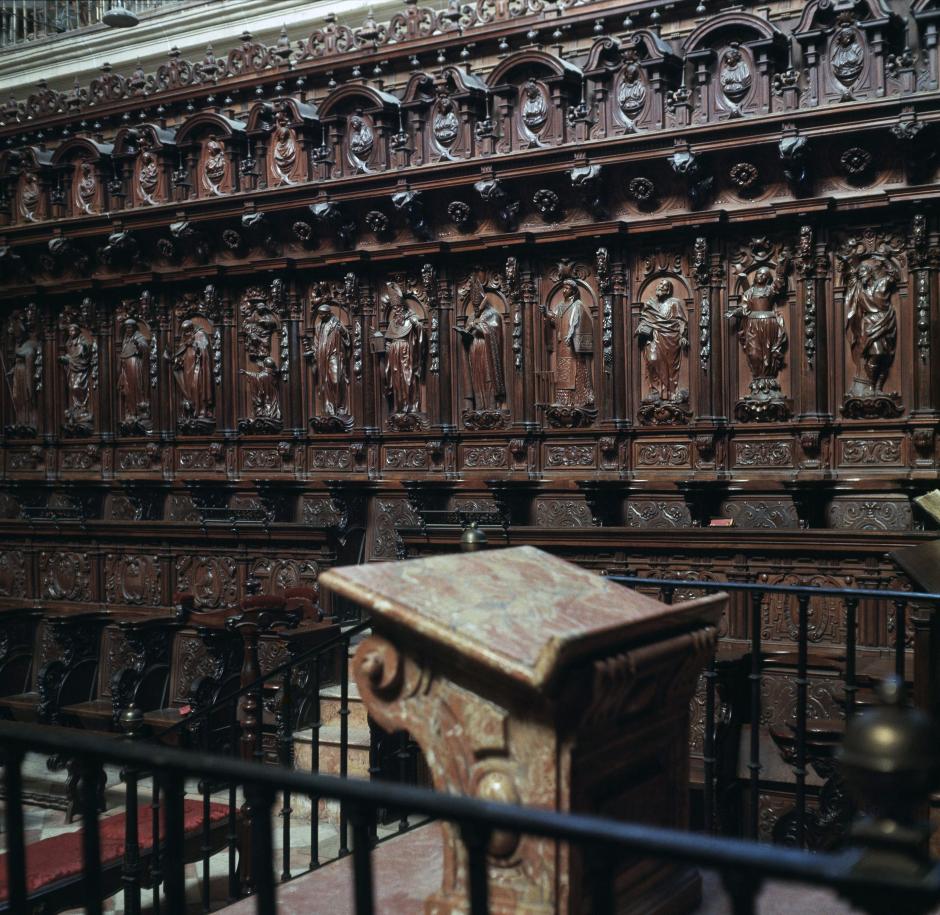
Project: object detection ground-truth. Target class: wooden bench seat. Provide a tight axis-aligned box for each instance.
[0,798,233,914]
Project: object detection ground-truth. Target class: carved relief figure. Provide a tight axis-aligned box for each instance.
[521,79,548,132]
[18,170,39,222]
[308,292,352,429]
[137,150,159,204]
[172,319,214,428]
[118,317,151,431]
[433,96,460,148]
[726,257,790,421]
[618,62,647,120]
[456,275,505,415]
[76,161,97,215]
[382,282,426,417]
[5,311,39,435]
[843,247,900,401]
[202,137,226,196]
[270,111,298,186]
[60,322,94,431]
[545,279,594,409]
[637,280,689,408]
[719,46,752,103]
[831,20,864,89]
[348,113,374,170]
[240,357,281,426]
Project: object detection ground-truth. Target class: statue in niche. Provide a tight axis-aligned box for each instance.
[270,111,298,185]
[240,357,281,429]
[456,275,506,427]
[60,321,94,433]
[306,288,352,432]
[839,243,902,418]
[433,96,460,148]
[4,310,39,436]
[138,150,159,204]
[543,278,595,426]
[726,257,791,422]
[202,137,226,196]
[117,317,151,433]
[636,279,690,424]
[618,61,647,120]
[171,319,214,431]
[832,20,864,89]
[76,161,96,214]
[719,45,752,103]
[18,171,39,222]
[521,78,548,132]
[244,310,276,363]
[348,113,374,168]
[381,282,426,423]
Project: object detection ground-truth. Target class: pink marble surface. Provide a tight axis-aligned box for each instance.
[322,546,724,689]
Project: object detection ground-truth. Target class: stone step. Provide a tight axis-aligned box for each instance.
[319,683,368,731]
[293,724,371,824]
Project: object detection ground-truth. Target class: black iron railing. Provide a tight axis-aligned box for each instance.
[1,718,938,915]
[608,575,940,848]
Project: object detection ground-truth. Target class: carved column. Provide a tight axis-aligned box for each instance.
[220,292,237,436]
[908,215,938,418]
[519,265,539,429]
[286,279,305,436]
[323,547,724,915]
[796,225,831,421]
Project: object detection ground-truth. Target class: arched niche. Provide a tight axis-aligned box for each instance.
[176,110,247,200]
[170,283,222,434]
[584,30,681,136]
[913,0,940,91]
[795,0,904,105]
[318,84,400,178]
[2,146,53,225]
[246,97,320,189]
[51,136,113,218]
[303,278,354,433]
[682,13,789,121]
[112,123,177,208]
[487,50,583,152]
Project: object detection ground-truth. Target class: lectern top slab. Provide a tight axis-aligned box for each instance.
[320,546,724,690]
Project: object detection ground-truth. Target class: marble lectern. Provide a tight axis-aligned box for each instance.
[319,546,726,914]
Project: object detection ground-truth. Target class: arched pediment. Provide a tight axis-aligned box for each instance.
[796,0,894,34]
[51,136,113,165]
[439,65,487,97]
[176,111,247,145]
[245,97,319,132]
[0,146,52,177]
[584,37,622,74]
[402,73,437,105]
[318,84,400,119]
[112,123,177,156]
[682,11,785,52]
[488,50,583,90]
[624,29,680,64]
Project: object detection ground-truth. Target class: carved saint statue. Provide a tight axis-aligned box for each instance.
[545,279,594,407]
[60,322,93,429]
[310,302,351,420]
[433,96,460,147]
[270,111,298,185]
[382,283,426,416]
[6,314,39,433]
[172,319,214,423]
[618,62,647,119]
[138,151,159,204]
[521,78,548,131]
[240,357,281,425]
[636,279,688,404]
[118,317,150,426]
[202,138,226,195]
[844,250,899,396]
[18,171,39,222]
[725,259,790,410]
[348,115,374,163]
[719,46,752,102]
[832,24,864,87]
[76,161,96,214]
[456,277,505,413]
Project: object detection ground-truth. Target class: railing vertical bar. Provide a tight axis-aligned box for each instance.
[227,706,239,901]
[80,759,104,915]
[703,657,716,835]
[661,585,675,606]
[588,847,615,915]
[310,651,321,869]
[894,599,907,685]
[249,785,277,915]
[844,598,858,720]
[461,825,490,915]
[123,759,142,915]
[339,634,350,857]
[795,593,810,850]
[162,772,186,913]
[398,735,411,833]
[151,777,162,914]
[279,667,293,882]
[3,748,27,914]
[200,719,211,912]
[350,805,376,915]
[748,590,763,841]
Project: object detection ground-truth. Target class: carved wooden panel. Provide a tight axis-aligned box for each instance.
[104,553,162,606]
[174,555,239,610]
[39,551,91,602]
